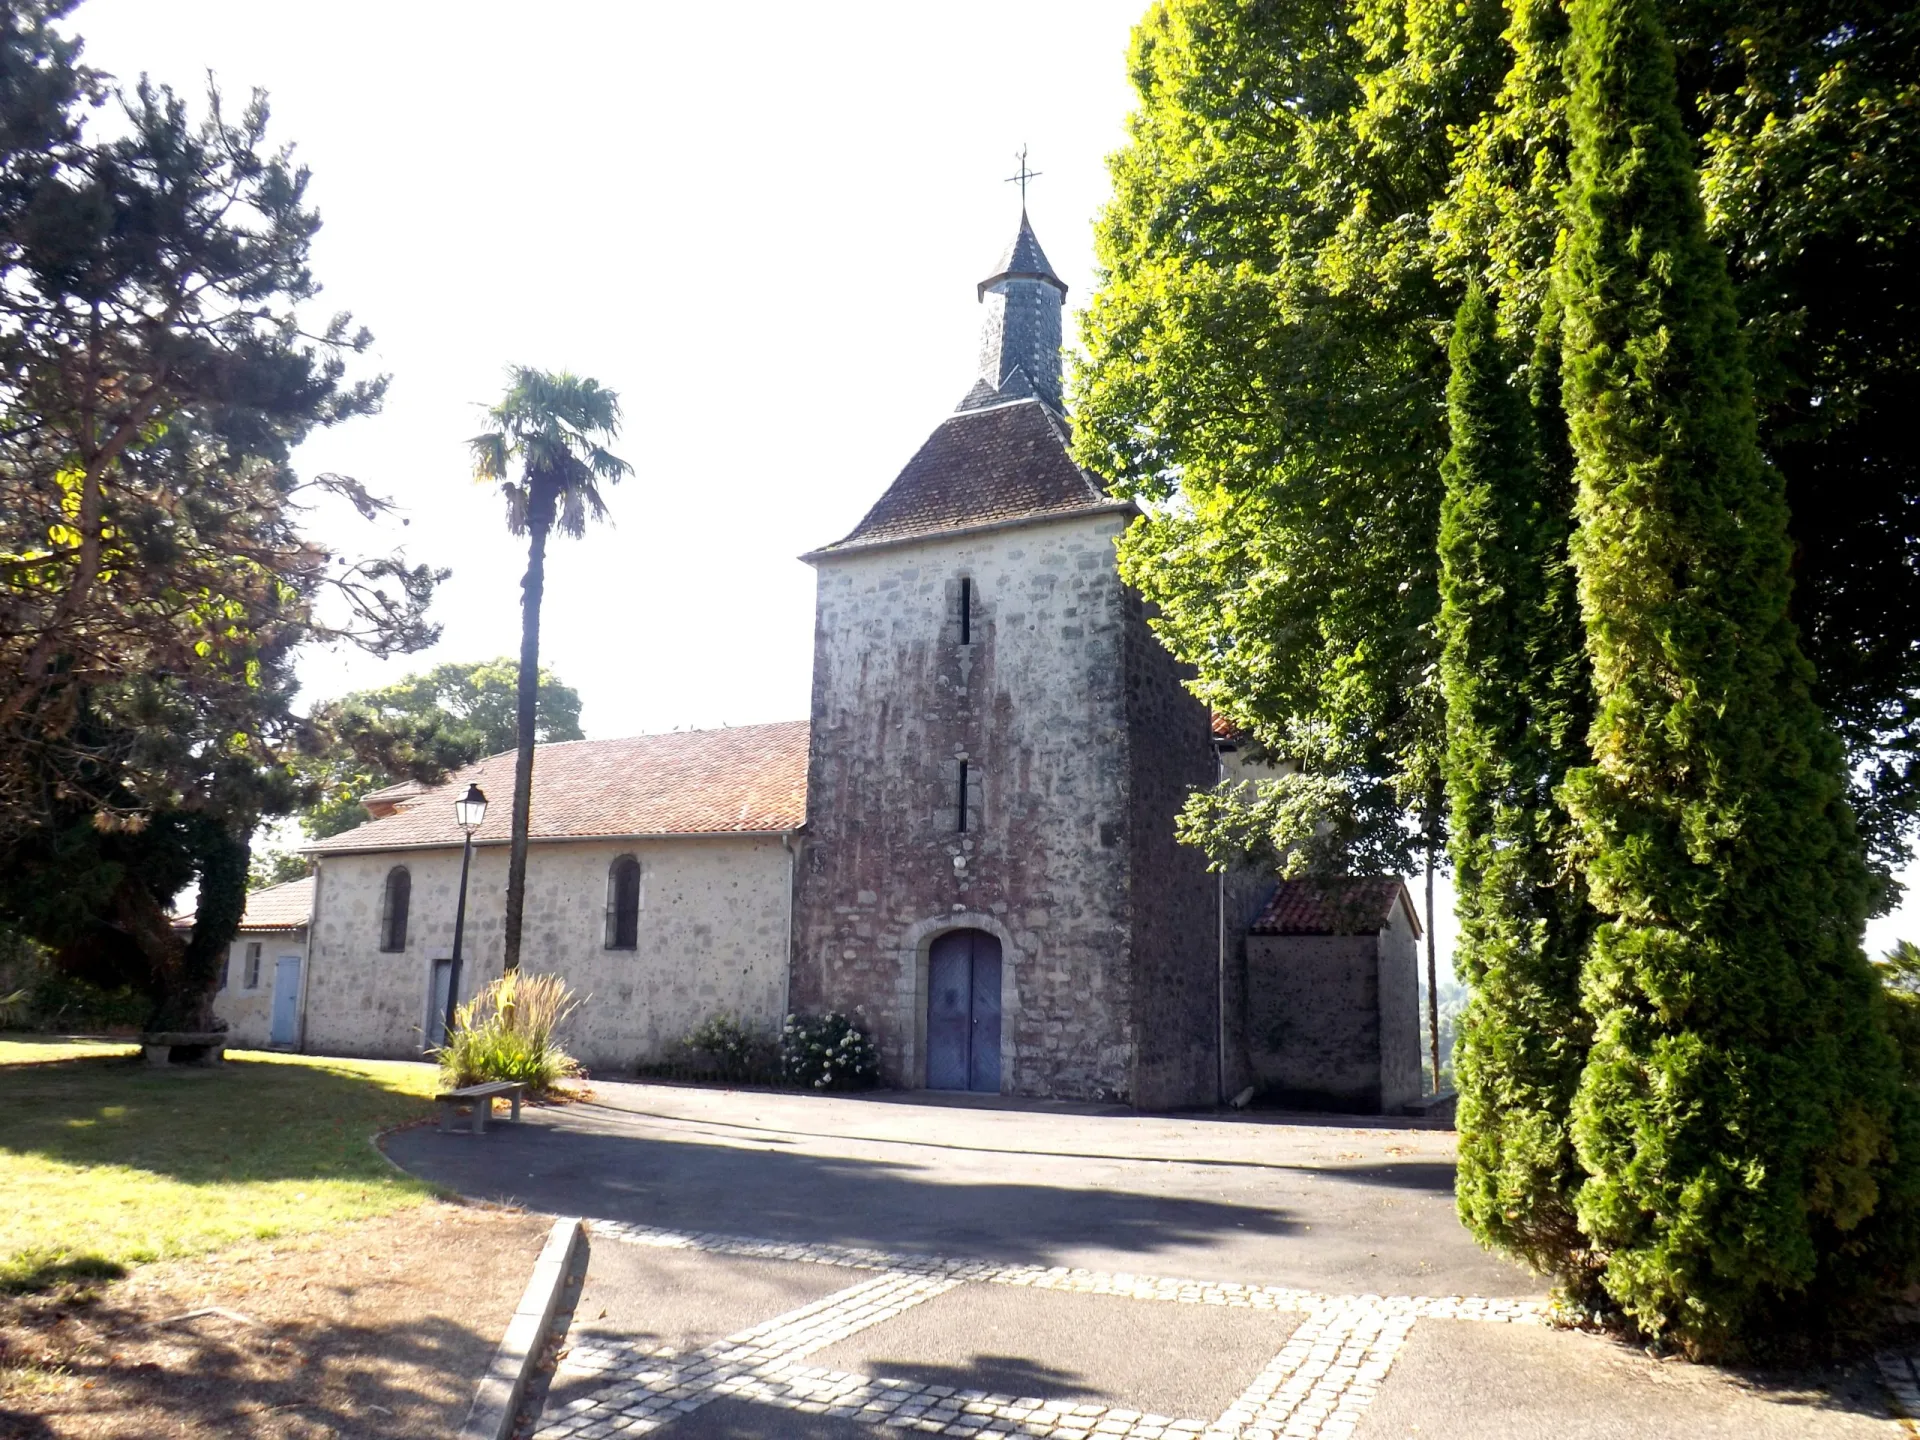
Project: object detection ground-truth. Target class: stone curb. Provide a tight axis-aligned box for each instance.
[461,1214,584,1440]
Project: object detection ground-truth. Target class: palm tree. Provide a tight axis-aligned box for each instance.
[470,368,631,971]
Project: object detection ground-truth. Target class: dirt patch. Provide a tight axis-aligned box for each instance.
[0,1200,550,1439]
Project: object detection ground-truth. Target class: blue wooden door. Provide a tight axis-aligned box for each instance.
[270,955,301,1046]
[926,929,1002,1092]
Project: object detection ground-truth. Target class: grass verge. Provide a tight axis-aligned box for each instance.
[0,1040,440,1292]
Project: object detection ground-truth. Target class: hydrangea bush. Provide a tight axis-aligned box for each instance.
[781,1011,879,1091]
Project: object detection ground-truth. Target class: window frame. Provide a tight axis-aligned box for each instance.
[243,941,262,989]
[380,866,411,953]
[605,854,641,951]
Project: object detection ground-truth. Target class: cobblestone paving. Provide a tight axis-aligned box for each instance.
[532,1223,1545,1439]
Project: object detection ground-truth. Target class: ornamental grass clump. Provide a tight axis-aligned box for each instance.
[437,971,582,1095]
[1556,0,1920,1353]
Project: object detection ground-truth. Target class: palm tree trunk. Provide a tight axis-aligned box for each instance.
[503,517,549,973]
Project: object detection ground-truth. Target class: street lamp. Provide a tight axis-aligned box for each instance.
[443,783,487,1048]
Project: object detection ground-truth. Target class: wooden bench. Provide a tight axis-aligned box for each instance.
[435,1080,527,1134]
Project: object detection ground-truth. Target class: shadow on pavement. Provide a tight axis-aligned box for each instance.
[386,1116,1298,1269]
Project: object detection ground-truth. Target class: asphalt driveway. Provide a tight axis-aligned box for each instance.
[384,1081,1907,1439]
[386,1079,1519,1298]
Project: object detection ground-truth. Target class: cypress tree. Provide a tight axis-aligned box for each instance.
[1441,285,1595,1284]
[1557,0,1918,1351]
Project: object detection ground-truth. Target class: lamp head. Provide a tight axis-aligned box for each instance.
[453,783,488,833]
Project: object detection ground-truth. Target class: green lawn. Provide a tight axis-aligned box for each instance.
[0,1041,442,1291]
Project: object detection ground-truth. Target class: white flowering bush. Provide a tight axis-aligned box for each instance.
[780,1011,879,1091]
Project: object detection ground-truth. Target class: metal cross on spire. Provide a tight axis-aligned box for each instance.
[1005,145,1042,210]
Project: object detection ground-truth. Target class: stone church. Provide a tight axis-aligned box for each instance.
[249,208,1422,1113]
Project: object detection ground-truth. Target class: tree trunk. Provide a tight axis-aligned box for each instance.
[502,516,550,973]
[148,825,249,1032]
[1426,851,1441,1094]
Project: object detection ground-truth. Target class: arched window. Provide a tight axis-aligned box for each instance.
[606,855,640,950]
[380,867,411,952]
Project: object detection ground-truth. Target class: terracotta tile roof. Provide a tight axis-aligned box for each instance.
[307,720,809,855]
[807,398,1128,556]
[238,876,315,931]
[176,875,313,932]
[1211,712,1239,741]
[1250,877,1420,938]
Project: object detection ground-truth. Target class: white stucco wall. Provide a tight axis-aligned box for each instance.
[303,834,792,1071]
[211,928,304,1048]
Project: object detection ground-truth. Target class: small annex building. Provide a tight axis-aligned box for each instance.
[278,206,1425,1111]
[1242,878,1423,1114]
[204,875,313,1049]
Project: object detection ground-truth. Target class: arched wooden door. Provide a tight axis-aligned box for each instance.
[926,928,1002,1092]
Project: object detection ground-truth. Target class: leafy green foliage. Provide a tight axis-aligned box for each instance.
[247,847,312,890]
[780,1012,879,1092]
[436,971,582,1095]
[1555,0,1917,1353]
[1439,287,1595,1283]
[0,4,438,1029]
[1075,0,1920,903]
[680,1012,780,1084]
[296,658,584,841]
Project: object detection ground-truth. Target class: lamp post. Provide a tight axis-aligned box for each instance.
[444,783,488,1048]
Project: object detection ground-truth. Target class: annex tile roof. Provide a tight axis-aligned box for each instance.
[807,398,1128,556]
[175,874,313,933]
[1250,877,1421,938]
[306,720,810,855]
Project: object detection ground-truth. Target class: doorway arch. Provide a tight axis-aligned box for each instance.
[926,928,1002,1092]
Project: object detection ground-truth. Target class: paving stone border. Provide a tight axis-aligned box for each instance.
[587,1220,1548,1324]
[532,1222,1544,1440]
[463,1215,585,1440]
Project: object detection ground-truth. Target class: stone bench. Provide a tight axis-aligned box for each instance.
[436,1080,527,1135]
[140,1032,226,1067]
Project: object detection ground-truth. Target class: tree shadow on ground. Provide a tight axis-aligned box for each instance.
[0,1281,497,1440]
[387,1119,1299,1272]
[0,1052,432,1189]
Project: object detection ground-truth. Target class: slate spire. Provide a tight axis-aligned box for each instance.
[961,210,1067,414]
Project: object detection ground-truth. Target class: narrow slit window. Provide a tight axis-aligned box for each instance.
[606,855,641,950]
[244,941,262,989]
[956,759,970,833]
[959,578,972,645]
[380,867,411,952]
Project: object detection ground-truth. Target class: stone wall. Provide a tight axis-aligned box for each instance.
[1245,933,1389,1112]
[1377,894,1424,1111]
[1121,590,1222,1109]
[303,835,791,1071]
[793,513,1140,1100]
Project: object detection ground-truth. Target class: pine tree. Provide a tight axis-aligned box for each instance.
[1556,0,1918,1351]
[1441,286,1594,1283]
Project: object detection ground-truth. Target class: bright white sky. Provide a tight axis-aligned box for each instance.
[73,0,1920,962]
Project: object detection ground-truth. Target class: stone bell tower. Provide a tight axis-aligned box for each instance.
[789,204,1220,1108]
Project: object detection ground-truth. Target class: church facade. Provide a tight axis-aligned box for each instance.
[789,213,1220,1107]
[280,210,1422,1113]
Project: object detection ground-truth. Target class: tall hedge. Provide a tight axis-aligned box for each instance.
[1556,0,1918,1352]
[1441,285,1596,1284]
